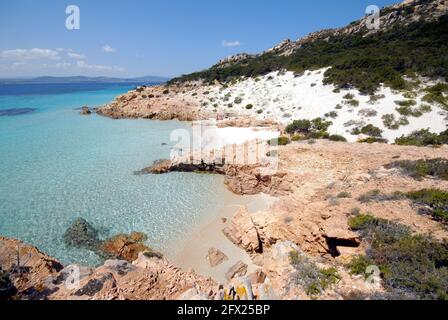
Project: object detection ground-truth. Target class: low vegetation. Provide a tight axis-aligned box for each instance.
[358,137,388,144]
[352,124,383,137]
[356,187,448,224]
[268,136,291,146]
[382,114,409,130]
[422,83,448,109]
[171,15,448,95]
[395,129,448,146]
[388,158,448,180]
[347,214,448,300]
[337,191,352,199]
[289,250,341,297]
[407,189,448,224]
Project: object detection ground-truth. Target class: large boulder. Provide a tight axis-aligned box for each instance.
[222,207,261,254]
[101,232,160,262]
[225,261,248,281]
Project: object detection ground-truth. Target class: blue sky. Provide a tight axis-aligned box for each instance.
[0,0,400,78]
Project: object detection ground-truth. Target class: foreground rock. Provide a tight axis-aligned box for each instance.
[0,237,216,300]
[225,261,248,281]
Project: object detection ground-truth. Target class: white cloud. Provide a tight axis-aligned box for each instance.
[222,40,241,47]
[0,48,60,60]
[54,62,72,68]
[67,52,86,60]
[76,60,124,72]
[102,45,116,53]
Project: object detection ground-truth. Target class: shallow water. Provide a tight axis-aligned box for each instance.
[0,83,246,266]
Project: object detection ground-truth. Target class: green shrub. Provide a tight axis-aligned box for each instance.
[388,158,448,181]
[422,83,448,109]
[360,124,383,137]
[418,104,432,113]
[311,118,333,132]
[348,214,381,230]
[337,191,352,198]
[245,104,253,110]
[345,99,360,107]
[347,255,375,277]
[328,134,347,142]
[290,250,341,297]
[394,100,417,107]
[325,111,338,119]
[285,118,332,142]
[382,114,409,130]
[358,137,388,144]
[395,129,444,146]
[269,136,291,146]
[407,189,448,224]
[347,216,448,300]
[291,134,305,141]
[234,97,243,104]
[163,89,170,94]
[256,109,263,114]
[286,119,312,134]
[343,93,355,100]
[396,105,423,117]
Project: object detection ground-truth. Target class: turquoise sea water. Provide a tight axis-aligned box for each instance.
[0,83,240,266]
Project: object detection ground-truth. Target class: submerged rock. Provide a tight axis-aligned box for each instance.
[206,248,228,267]
[63,218,101,252]
[0,108,37,116]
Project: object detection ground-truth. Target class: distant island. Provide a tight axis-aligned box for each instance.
[0,75,170,85]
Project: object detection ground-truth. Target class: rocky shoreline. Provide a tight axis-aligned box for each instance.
[3,136,447,300]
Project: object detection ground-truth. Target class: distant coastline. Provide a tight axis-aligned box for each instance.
[0,75,170,85]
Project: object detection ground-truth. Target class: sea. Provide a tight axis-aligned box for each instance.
[0,82,245,266]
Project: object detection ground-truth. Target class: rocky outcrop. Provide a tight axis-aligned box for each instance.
[222,207,262,254]
[80,106,91,115]
[63,218,158,263]
[97,85,211,121]
[216,53,255,68]
[0,237,217,300]
[0,236,64,300]
[225,261,248,281]
[101,232,161,263]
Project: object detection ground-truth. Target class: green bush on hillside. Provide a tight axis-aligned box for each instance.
[388,158,448,181]
[347,214,448,300]
[395,129,448,146]
[170,15,448,95]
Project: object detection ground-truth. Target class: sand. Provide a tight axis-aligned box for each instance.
[166,192,276,284]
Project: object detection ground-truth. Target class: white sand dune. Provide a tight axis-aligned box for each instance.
[193,68,448,142]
